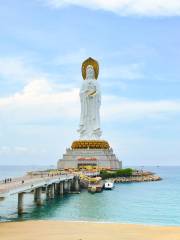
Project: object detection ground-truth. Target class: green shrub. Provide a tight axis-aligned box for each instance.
[116,168,133,177]
[100,168,133,179]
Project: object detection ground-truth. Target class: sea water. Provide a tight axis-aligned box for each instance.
[0,166,180,225]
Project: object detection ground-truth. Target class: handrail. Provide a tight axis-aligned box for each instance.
[0,174,75,197]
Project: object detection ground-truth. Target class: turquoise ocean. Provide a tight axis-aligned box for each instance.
[0,166,180,225]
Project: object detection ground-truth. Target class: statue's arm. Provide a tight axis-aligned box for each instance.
[80,84,87,95]
[80,81,98,96]
[88,84,97,96]
[89,90,96,96]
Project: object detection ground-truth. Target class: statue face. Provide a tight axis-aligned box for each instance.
[86,65,95,80]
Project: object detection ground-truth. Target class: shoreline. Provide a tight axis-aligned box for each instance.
[1,219,179,226]
[0,220,180,240]
[1,218,179,227]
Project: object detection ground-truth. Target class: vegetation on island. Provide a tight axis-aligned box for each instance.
[100,168,133,180]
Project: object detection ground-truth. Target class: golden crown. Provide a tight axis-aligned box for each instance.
[82,57,99,80]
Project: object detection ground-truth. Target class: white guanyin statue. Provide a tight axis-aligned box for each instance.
[78,58,102,140]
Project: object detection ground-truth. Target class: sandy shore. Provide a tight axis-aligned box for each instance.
[0,221,180,240]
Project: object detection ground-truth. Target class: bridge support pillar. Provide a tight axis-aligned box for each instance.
[59,182,64,195]
[18,192,24,215]
[63,181,68,193]
[68,180,71,193]
[46,186,49,199]
[54,183,58,194]
[34,188,38,201]
[74,178,79,192]
[34,187,42,205]
[49,184,55,199]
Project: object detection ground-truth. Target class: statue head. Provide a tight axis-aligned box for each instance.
[82,57,99,80]
[86,65,95,80]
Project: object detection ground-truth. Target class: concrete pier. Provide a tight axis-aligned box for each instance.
[18,192,24,215]
[59,182,64,195]
[34,188,37,201]
[68,180,71,193]
[54,183,59,194]
[46,186,50,199]
[74,178,79,192]
[49,184,55,199]
[63,181,68,193]
[36,187,42,205]
[34,188,38,201]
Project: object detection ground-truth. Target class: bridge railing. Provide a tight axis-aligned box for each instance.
[0,173,75,197]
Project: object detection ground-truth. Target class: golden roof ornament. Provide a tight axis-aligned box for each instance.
[82,57,99,80]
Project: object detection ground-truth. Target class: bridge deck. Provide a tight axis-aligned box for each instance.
[0,174,75,198]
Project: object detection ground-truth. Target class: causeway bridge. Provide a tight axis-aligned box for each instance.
[0,173,80,214]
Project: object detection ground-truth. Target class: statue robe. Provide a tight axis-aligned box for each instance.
[78,79,101,139]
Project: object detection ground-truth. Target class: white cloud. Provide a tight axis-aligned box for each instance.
[0,78,179,165]
[0,79,180,125]
[0,57,46,83]
[55,48,87,65]
[44,0,180,16]
[0,145,47,156]
[0,55,179,126]
[102,63,144,80]
[0,79,80,123]
[102,95,180,121]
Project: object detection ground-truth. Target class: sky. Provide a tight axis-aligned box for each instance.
[0,0,180,166]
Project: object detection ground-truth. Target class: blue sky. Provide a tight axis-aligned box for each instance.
[0,0,180,166]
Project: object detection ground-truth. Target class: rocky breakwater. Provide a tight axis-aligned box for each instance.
[114,171,162,183]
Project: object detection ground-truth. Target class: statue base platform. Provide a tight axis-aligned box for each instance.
[71,140,110,149]
[57,140,122,170]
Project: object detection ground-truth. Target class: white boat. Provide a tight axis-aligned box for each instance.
[104,180,114,190]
